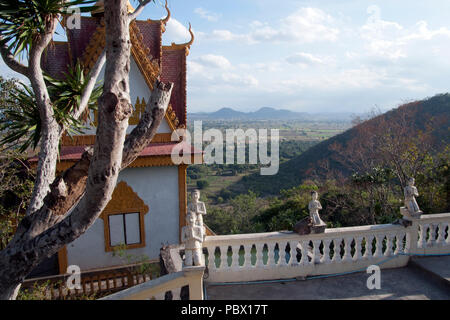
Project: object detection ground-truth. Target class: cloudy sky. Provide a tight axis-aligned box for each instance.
[2,0,450,114]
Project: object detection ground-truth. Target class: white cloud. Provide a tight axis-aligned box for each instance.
[286,52,325,66]
[205,7,339,44]
[194,54,231,69]
[194,7,220,22]
[221,73,259,87]
[163,18,191,44]
[360,5,450,61]
[277,7,339,43]
[402,20,450,41]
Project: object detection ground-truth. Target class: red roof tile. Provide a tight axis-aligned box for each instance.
[29,141,202,163]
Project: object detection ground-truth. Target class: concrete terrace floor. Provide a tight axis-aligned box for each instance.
[205,256,450,300]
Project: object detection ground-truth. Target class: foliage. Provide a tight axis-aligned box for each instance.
[0,62,102,151]
[204,191,266,234]
[16,280,52,300]
[111,244,160,277]
[0,0,95,57]
[0,151,34,247]
[196,179,209,190]
[0,77,35,247]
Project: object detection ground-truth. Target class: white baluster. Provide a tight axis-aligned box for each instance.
[384,234,394,256]
[404,231,411,254]
[332,238,342,263]
[373,235,383,258]
[153,292,166,300]
[419,224,429,249]
[321,239,332,264]
[312,240,321,264]
[172,288,181,300]
[278,241,288,266]
[231,245,240,269]
[219,245,229,269]
[342,237,353,262]
[299,240,309,265]
[394,234,402,255]
[436,223,445,246]
[353,237,363,261]
[364,235,374,259]
[207,246,216,270]
[255,243,265,268]
[243,244,253,268]
[428,224,437,246]
[289,241,298,266]
[266,242,275,267]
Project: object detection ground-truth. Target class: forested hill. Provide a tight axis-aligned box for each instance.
[233,93,450,196]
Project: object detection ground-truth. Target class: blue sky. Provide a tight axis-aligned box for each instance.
[2,0,450,114]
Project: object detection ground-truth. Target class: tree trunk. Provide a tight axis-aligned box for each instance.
[0,0,131,300]
[26,18,61,216]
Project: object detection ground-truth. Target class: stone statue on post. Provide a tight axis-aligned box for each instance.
[181,212,204,267]
[400,177,423,220]
[188,189,207,240]
[294,190,326,235]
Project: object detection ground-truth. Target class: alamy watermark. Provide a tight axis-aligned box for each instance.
[170,121,280,175]
[65,7,81,30]
[366,265,381,290]
[66,265,81,290]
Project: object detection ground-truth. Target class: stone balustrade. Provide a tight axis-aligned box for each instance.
[100,266,205,300]
[203,213,450,283]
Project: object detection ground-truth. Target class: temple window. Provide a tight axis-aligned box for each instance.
[100,181,149,252]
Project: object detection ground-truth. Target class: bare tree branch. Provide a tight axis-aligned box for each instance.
[128,0,152,22]
[25,17,63,216]
[122,80,173,167]
[72,50,106,120]
[0,38,29,76]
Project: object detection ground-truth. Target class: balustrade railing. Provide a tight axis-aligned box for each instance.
[21,262,156,299]
[203,213,450,283]
[100,266,205,300]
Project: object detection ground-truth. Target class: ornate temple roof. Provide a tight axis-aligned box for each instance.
[42,1,192,128]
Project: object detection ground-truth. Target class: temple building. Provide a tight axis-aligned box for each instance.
[31,2,208,274]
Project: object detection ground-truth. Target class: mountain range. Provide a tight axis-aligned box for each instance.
[189,107,358,122]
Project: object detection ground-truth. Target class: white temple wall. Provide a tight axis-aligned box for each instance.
[83,56,172,135]
[66,166,180,271]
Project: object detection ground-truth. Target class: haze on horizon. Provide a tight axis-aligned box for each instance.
[1,0,449,115]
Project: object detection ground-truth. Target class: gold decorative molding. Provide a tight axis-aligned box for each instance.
[130,20,161,90]
[101,181,149,217]
[81,19,106,73]
[162,23,194,56]
[79,19,160,91]
[58,246,68,275]
[166,104,181,130]
[128,155,177,168]
[128,97,147,125]
[61,134,96,146]
[101,181,148,252]
[54,155,186,173]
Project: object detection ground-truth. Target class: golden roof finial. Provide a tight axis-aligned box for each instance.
[162,23,194,55]
[148,0,171,32]
[161,0,171,25]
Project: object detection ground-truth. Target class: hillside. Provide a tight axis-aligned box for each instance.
[230,93,450,195]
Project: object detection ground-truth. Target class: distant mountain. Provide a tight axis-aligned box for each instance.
[189,107,354,121]
[230,93,450,196]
